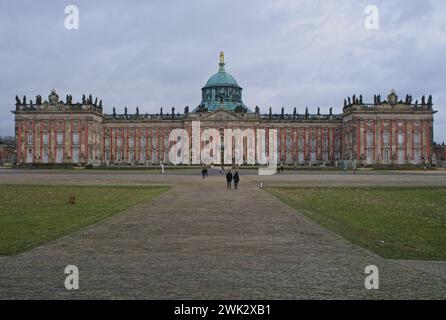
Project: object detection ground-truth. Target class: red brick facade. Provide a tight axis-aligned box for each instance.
[13,89,436,167]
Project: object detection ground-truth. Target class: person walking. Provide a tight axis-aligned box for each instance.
[226,170,233,189]
[233,171,240,189]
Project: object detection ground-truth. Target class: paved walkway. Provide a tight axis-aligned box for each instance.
[0,171,446,299]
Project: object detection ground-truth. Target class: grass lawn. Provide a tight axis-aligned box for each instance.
[0,185,169,255]
[265,186,446,260]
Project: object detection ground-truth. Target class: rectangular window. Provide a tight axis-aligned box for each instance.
[72,148,79,163]
[384,149,389,164]
[43,132,49,145]
[27,148,33,163]
[298,151,304,163]
[322,151,329,161]
[43,148,49,163]
[128,137,134,148]
[72,132,79,144]
[367,133,373,146]
[56,148,63,163]
[398,149,404,164]
[398,133,404,146]
[57,132,63,144]
[310,151,316,162]
[140,137,146,148]
[286,151,292,163]
[117,137,122,148]
[27,132,33,145]
[414,133,420,145]
[366,149,372,164]
[383,133,389,145]
[414,149,421,164]
[105,138,111,148]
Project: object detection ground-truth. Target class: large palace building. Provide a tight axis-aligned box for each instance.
[13,53,436,167]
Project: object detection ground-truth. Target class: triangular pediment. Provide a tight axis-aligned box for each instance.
[199,109,244,121]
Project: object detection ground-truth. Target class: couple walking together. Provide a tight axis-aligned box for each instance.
[226,170,240,189]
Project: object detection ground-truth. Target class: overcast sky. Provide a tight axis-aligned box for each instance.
[1,0,445,142]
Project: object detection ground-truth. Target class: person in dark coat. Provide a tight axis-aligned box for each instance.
[233,171,240,189]
[226,170,233,189]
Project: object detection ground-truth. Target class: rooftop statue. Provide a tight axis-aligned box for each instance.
[48,89,59,104]
[387,89,397,105]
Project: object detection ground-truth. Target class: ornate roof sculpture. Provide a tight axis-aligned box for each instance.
[13,89,103,114]
[342,89,435,113]
[195,51,250,113]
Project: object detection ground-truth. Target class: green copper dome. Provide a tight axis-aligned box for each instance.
[195,52,249,112]
[204,69,241,88]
